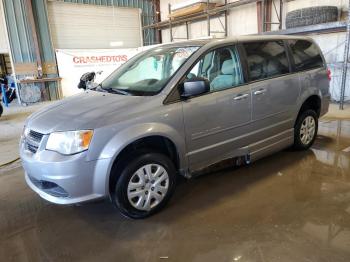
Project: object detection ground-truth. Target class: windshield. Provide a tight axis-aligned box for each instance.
[101,46,200,96]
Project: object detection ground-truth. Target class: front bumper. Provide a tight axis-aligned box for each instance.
[20,135,111,205]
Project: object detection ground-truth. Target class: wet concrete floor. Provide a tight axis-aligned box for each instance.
[1,120,350,262]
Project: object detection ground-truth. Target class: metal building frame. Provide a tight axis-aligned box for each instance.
[144,0,284,41]
[340,0,350,109]
[2,0,160,105]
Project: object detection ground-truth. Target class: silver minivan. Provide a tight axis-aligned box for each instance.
[20,35,330,218]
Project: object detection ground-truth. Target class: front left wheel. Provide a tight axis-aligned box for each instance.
[111,152,177,219]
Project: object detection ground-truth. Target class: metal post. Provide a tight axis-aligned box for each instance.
[186,22,189,40]
[265,0,272,31]
[26,0,50,102]
[340,0,350,110]
[224,0,228,37]
[207,0,210,36]
[262,0,266,32]
[168,3,173,42]
[257,1,263,34]
[279,0,283,30]
[153,0,161,44]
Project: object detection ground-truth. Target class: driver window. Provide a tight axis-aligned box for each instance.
[187,46,244,92]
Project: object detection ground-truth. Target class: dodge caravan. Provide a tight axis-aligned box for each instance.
[20,35,330,218]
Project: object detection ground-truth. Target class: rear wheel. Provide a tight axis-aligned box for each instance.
[111,151,177,219]
[0,103,3,117]
[293,109,318,150]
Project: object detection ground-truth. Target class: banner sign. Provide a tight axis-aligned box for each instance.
[56,47,152,97]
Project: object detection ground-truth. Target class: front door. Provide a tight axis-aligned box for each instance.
[182,45,252,171]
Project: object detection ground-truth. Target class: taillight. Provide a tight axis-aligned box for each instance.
[327,68,331,81]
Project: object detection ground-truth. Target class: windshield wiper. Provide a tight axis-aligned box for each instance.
[95,83,106,92]
[110,88,131,95]
[100,87,131,96]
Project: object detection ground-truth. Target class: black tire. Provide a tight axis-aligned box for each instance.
[293,109,318,150]
[286,6,338,29]
[111,151,177,219]
[0,103,3,117]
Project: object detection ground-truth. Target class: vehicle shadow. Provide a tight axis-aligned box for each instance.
[74,146,317,227]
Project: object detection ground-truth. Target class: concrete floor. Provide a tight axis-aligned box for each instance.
[0,103,350,261]
[0,101,50,166]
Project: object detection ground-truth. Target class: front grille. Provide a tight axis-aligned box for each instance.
[29,130,44,142]
[29,175,69,198]
[25,129,44,154]
[26,143,38,154]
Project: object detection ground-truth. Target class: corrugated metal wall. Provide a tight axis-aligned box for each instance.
[4,0,157,63]
[3,0,35,63]
[3,0,59,103]
[33,0,59,100]
[33,0,56,62]
[2,0,158,103]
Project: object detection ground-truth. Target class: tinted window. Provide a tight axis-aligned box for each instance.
[188,46,244,92]
[289,40,324,71]
[243,41,290,81]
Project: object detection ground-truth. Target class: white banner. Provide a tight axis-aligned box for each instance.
[56,47,152,97]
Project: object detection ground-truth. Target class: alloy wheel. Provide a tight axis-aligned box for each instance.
[300,116,316,145]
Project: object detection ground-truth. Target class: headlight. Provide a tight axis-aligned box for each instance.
[46,130,93,155]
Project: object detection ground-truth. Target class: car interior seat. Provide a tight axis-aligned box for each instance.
[210,59,236,91]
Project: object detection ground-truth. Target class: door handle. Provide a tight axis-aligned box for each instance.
[234,94,249,101]
[254,89,266,96]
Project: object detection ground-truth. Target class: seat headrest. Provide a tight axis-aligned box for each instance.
[221,60,233,75]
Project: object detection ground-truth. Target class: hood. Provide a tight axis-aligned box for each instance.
[26,91,149,134]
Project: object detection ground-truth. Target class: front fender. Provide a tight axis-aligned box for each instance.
[98,123,187,193]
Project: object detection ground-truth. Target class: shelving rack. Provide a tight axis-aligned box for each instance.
[144,0,284,41]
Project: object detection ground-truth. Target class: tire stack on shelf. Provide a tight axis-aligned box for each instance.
[286,6,338,29]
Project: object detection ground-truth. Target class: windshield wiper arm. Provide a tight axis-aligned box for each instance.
[101,87,131,95]
[111,88,131,95]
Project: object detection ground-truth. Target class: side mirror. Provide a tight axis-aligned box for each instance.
[181,77,210,99]
[78,72,96,90]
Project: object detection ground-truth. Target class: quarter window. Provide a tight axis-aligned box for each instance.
[289,40,324,71]
[187,46,244,92]
[243,41,290,81]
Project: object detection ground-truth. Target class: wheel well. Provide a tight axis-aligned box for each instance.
[295,95,321,125]
[109,136,179,194]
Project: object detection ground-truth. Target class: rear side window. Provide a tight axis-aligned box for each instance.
[288,40,324,72]
[243,41,290,82]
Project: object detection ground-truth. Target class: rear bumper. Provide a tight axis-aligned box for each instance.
[320,94,331,117]
[20,136,111,205]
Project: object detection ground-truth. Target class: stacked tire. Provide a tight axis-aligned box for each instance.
[286,6,338,29]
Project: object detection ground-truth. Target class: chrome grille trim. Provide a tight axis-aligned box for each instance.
[29,130,44,142]
[25,130,44,154]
